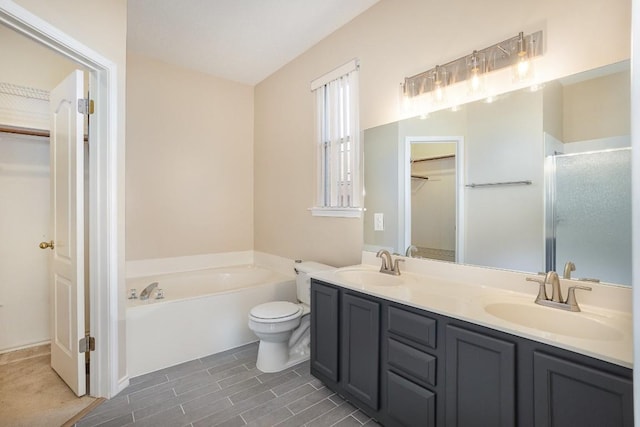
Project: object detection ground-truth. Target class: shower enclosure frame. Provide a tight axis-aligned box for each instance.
[545,147,632,285]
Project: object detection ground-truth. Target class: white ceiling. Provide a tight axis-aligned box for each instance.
[127,0,380,85]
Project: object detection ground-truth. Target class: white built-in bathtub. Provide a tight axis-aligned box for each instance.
[126,264,296,377]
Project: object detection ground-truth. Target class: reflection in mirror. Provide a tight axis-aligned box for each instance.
[363,60,631,285]
[405,138,461,263]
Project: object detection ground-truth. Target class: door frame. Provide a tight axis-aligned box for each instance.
[0,1,122,398]
[400,136,465,263]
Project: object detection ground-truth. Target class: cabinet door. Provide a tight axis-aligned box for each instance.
[533,351,633,427]
[387,371,436,427]
[310,281,340,382]
[446,325,516,427]
[342,293,380,410]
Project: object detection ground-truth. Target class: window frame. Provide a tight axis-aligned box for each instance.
[310,59,362,218]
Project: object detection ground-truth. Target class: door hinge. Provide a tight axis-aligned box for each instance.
[78,98,95,115]
[79,334,95,353]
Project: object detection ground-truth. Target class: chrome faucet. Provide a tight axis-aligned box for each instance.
[563,261,576,279]
[139,282,159,300]
[376,249,404,275]
[526,272,591,312]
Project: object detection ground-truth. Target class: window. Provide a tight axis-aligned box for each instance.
[310,59,362,218]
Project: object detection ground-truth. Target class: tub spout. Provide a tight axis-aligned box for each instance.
[139,282,159,300]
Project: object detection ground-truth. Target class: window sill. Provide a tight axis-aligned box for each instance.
[309,207,363,218]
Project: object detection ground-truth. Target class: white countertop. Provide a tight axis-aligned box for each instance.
[310,260,633,369]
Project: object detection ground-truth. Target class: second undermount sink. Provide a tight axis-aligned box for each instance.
[334,268,403,287]
[484,301,624,341]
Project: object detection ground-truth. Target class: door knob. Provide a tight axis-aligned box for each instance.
[39,240,55,250]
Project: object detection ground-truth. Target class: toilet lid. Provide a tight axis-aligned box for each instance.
[250,301,302,320]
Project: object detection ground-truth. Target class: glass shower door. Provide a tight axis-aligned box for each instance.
[550,148,631,285]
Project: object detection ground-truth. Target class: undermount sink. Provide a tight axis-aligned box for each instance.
[334,268,403,287]
[484,301,623,341]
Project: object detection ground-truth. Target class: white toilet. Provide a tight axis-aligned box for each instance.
[248,261,334,373]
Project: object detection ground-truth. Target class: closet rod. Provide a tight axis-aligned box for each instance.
[411,175,429,180]
[411,154,455,163]
[0,124,48,138]
[0,125,89,142]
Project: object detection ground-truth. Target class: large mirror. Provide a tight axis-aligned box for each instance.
[363,60,631,286]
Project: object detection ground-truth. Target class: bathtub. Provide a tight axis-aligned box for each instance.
[126,264,296,377]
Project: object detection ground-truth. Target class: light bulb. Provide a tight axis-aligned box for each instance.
[470,72,480,91]
[432,66,447,103]
[468,51,485,94]
[517,55,530,79]
[434,83,444,102]
[513,32,534,82]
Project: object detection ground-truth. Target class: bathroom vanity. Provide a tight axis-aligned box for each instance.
[309,259,633,427]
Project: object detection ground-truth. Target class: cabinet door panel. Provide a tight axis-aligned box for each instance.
[310,281,339,382]
[387,371,436,427]
[388,306,437,349]
[446,325,516,427]
[342,293,380,410]
[388,338,436,387]
[533,351,633,427]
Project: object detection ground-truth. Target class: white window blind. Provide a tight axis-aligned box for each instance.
[310,60,361,217]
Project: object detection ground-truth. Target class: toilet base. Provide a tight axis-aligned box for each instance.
[255,340,310,373]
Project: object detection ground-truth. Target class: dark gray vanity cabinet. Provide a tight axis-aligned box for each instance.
[384,304,441,427]
[532,351,633,427]
[341,292,381,410]
[445,325,516,426]
[310,281,340,382]
[310,280,382,414]
[310,279,633,427]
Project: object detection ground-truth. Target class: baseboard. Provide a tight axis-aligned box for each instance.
[114,375,130,397]
[0,340,50,356]
[61,398,106,427]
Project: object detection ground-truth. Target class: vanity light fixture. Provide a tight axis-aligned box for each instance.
[402,30,543,109]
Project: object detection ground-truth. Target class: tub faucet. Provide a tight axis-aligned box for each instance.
[139,282,159,300]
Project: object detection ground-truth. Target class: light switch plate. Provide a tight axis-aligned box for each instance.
[374,213,384,231]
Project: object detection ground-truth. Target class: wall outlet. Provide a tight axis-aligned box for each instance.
[374,213,384,231]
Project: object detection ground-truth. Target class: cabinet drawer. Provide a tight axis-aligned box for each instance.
[388,338,436,387]
[388,306,437,349]
[387,371,436,427]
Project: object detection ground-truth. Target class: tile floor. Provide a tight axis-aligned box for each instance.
[76,342,380,427]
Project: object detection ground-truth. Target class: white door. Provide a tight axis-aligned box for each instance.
[47,70,86,396]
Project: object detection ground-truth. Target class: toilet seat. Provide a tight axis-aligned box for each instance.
[249,301,302,323]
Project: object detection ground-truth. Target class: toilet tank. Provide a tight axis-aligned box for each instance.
[295,261,335,305]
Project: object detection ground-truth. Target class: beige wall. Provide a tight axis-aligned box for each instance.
[254,0,630,267]
[126,53,254,260]
[563,70,631,142]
